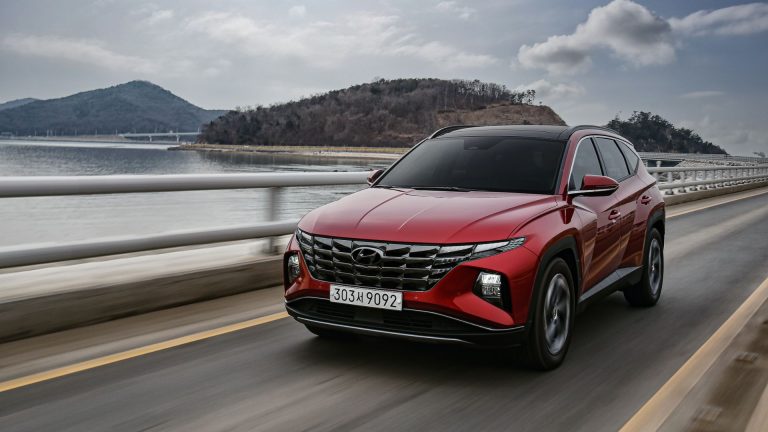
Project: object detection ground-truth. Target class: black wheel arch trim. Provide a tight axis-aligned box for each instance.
[527,235,581,325]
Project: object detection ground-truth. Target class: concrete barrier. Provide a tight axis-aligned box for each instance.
[1,182,767,343]
[0,245,282,343]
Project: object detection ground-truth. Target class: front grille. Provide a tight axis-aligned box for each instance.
[296,231,475,291]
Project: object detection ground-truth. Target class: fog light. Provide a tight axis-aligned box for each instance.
[475,271,504,308]
[286,253,301,284]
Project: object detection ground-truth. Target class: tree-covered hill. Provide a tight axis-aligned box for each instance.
[0,98,38,112]
[199,78,565,147]
[0,81,225,135]
[607,111,727,154]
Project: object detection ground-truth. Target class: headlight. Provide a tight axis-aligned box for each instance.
[469,237,525,260]
[286,252,301,285]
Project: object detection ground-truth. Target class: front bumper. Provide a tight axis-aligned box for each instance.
[286,297,527,347]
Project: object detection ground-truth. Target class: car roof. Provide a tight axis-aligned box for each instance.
[434,125,620,141]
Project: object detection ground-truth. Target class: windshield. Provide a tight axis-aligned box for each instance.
[376,136,566,194]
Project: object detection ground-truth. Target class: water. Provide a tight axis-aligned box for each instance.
[0,140,392,248]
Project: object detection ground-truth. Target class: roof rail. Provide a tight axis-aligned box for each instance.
[560,125,620,138]
[428,125,476,139]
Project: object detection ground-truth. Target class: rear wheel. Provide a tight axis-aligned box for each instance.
[525,258,575,370]
[624,228,663,307]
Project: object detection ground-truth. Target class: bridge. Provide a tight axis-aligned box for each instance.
[118,131,200,142]
[1,157,768,431]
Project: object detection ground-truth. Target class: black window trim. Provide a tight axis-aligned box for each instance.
[593,135,634,183]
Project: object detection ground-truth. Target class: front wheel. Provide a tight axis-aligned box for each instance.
[525,258,575,370]
[624,228,664,307]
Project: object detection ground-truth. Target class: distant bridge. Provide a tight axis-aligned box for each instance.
[118,131,200,142]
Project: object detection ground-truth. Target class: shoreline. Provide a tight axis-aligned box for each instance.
[171,143,407,160]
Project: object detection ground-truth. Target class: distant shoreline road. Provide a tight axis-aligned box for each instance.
[1,135,183,145]
[173,143,406,160]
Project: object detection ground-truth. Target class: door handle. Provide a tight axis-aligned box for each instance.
[608,210,621,221]
[640,195,652,205]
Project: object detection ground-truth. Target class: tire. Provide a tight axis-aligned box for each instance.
[305,324,355,340]
[623,228,664,307]
[525,258,575,370]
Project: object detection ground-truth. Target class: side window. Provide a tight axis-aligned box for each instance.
[594,137,630,181]
[618,141,640,174]
[569,139,603,190]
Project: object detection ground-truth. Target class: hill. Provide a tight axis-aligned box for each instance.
[607,111,727,154]
[0,98,38,112]
[0,81,225,135]
[199,78,565,147]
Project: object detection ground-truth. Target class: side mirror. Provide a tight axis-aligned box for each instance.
[367,169,384,185]
[568,175,618,197]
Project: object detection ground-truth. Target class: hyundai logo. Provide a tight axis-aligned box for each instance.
[351,246,384,265]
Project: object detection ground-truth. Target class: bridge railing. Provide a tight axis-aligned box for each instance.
[0,172,368,269]
[1,166,767,269]
[647,165,768,194]
[639,152,768,164]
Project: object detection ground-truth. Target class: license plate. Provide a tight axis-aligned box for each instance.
[329,285,403,311]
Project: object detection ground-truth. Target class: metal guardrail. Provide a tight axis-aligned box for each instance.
[1,164,767,269]
[647,165,768,193]
[0,172,368,268]
[640,152,768,164]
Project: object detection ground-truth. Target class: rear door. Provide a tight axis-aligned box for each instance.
[593,137,638,271]
[569,138,622,292]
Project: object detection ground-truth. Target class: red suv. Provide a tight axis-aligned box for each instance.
[284,125,665,369]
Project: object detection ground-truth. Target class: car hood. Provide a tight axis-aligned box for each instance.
[298,187,558,244]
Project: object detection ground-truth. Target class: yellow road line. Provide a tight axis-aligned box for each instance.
[667,186,768,219]
[620,275,768,432]
[0,311,289,393]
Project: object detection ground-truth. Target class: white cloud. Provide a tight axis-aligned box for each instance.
[514,79,586,100]
[517,0,674,75]
[680,90,724,99]
[186,11,496,69]
[436,1,475,20]
[144,9,174,25]
[670,3,768,36]
[1,34,157,74]
[288,5,307,18]
[517,1,768,75]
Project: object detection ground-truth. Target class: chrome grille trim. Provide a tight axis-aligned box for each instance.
[296,231,523,291]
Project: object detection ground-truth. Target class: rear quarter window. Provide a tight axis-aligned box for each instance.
[617,141,640,174]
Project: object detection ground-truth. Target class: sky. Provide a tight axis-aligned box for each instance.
[0,0,766,155]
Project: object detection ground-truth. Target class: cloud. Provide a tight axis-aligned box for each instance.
[143,9,174,25]
[288,5,307,18]
[517,1,768,75]
[517,0,674,74]
[435,1,475,20]
[680,90,724,99]
[514,79,586,100]
[1,34,157,73]
[670,3,768,36]
[186,11,496,69]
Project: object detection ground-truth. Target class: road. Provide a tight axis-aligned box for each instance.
[1,190,768,431]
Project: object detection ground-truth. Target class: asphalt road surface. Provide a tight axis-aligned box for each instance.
[2,191,768,431]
